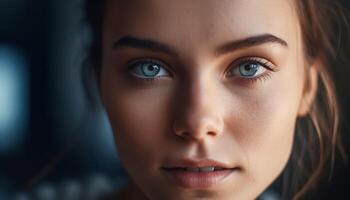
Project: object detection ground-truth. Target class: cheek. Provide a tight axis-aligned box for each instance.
[101,81,173,171]
[231,70,304,186]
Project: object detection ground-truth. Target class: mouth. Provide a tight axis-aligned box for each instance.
[161,159,239,189]
[162,166,231,172]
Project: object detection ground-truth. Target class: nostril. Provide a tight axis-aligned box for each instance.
[174,130,198,141]
[182,132,192,138]
[174,130,218,141]
[176,131,190,138]
[172,118,223,140]
[207,131,217,136]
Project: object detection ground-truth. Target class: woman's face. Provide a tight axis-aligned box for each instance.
[101,0,316,199]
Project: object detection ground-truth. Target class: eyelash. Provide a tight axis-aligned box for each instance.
[127,57,277,84]
[229,57,276,84]
[127,58,170,83]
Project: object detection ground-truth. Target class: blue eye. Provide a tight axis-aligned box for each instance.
[129,60,170,79]
[230,59,269,78]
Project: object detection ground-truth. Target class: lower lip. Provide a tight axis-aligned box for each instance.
[162,168,237,189]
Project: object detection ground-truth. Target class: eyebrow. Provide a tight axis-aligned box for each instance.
[112,35,178,57]
[216,34,288,54]
[112,34,288,56]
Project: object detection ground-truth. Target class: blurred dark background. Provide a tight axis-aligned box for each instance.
[0,0,128,199]
[0,0,349,199]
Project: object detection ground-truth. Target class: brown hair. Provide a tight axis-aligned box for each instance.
[281,0,349,199]
[82,0,349,199]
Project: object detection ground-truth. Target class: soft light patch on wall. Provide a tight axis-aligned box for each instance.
[0,45,29,153]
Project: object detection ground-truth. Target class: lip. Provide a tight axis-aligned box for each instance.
[161,158,239,189]
[162,158,233,169]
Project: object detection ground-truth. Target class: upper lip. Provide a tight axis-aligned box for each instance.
[162,158,235,169]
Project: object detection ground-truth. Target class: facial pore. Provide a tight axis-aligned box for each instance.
[100,0,313,199]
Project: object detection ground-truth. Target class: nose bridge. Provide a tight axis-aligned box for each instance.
[173,73,224,141]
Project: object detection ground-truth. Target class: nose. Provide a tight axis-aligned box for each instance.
[172,77,224,142]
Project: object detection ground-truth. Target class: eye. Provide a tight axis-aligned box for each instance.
[232,62,266,78]
[129,59,170,79]
[229,57,274,79]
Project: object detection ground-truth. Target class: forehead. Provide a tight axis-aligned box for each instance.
[103,0,299,54]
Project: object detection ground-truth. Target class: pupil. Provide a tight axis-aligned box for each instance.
[244,64,255,71]
[147,64,156,71]
[239,63,259,77]
[142,63,160,77]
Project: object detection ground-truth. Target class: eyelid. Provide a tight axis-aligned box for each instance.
[226,56,276,76]
[237,57,275,70]
[128,58,165,68]
[127,58,173,77]
[126,56,277,82]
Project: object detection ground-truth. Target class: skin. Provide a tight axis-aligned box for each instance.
[100,0,318,199]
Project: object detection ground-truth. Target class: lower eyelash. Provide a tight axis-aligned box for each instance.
[128,57,276,85]
[133,72,273,86]
[131,75,159,83]
[245,71,273,84]
[132,72,273,84]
